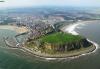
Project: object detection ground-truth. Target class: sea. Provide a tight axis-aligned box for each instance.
[0,20,100,69]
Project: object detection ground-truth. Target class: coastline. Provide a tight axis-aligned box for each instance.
[62,21,99,49]
[22,45,96,59]
[0,25,29,48]
[62,20,99,53]
[0,21,98,60]
[0,25,28,34]
[22,20,98,60]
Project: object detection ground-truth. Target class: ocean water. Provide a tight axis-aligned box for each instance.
[0,21,100,69]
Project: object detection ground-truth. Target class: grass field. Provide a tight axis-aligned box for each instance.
[41,32,83,44]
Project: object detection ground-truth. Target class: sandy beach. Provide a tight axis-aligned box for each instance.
[61,20,94,35]
[0,25,29,34]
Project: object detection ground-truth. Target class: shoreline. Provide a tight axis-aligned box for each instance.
[62,20,99,53]
[62,20,99,49]
[0,25,28,34]
[0,25,29,48]
[21,45,96,60]
[22,21,98,60]
[0,21,98,60]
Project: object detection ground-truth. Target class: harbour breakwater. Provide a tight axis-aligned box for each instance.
[3,32,28,48]
[4,32,28,48]
[0,25,29,48]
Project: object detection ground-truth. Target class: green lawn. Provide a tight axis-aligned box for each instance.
[41,32,83,44]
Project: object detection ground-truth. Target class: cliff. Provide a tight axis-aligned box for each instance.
[41,38,92,53]
[26,32,93,54]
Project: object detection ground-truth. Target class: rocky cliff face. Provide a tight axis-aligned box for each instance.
[42,38,92,53]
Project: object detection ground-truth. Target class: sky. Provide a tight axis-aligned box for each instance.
[0,0,100,9]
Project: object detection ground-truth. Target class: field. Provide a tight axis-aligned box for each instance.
[41,32,83,44]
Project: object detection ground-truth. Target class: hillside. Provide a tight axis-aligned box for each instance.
[41,32,83,44]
